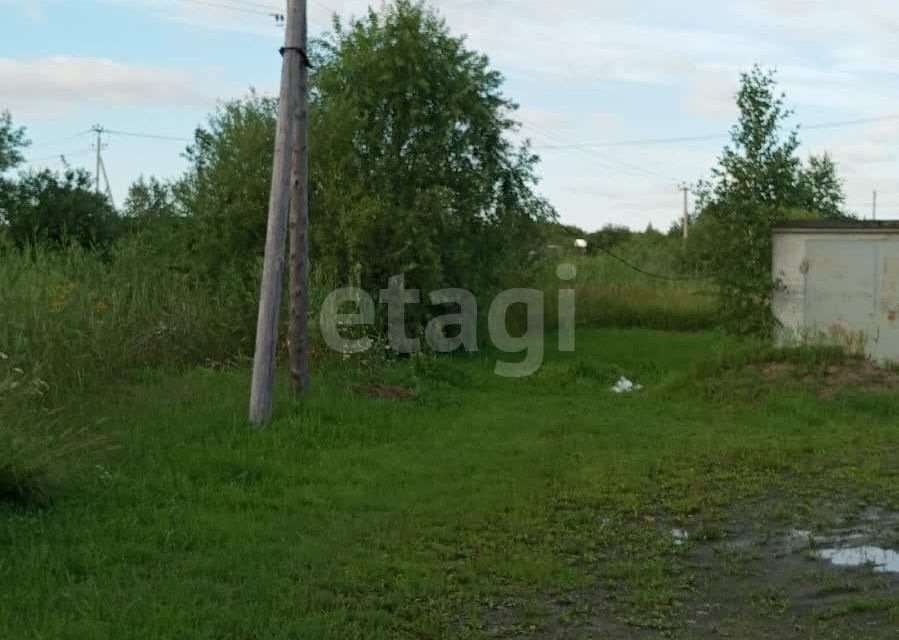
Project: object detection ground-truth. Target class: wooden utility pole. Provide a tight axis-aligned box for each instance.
[288,0,311,394]
[249,0,302,426]
[680,183,690,242]
[873,189,878,221]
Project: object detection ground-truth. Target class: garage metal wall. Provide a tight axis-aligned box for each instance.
[773,228,899,362]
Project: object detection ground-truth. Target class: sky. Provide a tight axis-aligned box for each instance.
[2,0,898,231]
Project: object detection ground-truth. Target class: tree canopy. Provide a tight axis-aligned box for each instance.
[3,167,118,250]
[179,0,554,311]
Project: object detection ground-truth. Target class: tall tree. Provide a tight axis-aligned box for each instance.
[310,0,555,315]
[709,65,802,208]
[695,66,849,333]
[178,1,554,322]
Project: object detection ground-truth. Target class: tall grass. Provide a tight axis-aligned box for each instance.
[0,237,262,501]
[0,240,257,406]
[0,229,716,501]
[541,250,718,332]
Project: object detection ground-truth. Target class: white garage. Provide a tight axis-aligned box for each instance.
[772,221,899,363]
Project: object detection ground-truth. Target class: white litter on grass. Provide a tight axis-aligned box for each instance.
[611,377,643,393]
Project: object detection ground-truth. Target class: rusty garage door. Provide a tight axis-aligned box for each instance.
[804,238,899,362]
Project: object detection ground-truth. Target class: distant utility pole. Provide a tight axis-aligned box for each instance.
[91,124,115,208]
[288,0,311,395]
[873,189,878,221]
[249,0,304,426]
[679,183,691,242]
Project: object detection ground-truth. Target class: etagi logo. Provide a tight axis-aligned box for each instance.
[319,264,577,378]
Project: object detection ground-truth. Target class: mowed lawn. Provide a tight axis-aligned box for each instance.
[3,329,899,639]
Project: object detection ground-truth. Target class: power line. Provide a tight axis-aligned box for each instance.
[310,0,337,14]
[802,115,899,131]
[26,130,93,150]
[595,244,703,281]
[28,128,189,149]
[554,224,704,281]
[537,132,729,150]
[144,0,333,32]
[535,114,899,150]
[22,148,94,164]
[104,129,191,142]
[209,0,281,10]
[169,0,280,17]
[521,122,683,184]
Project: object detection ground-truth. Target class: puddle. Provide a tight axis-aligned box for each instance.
[817,546,899,573]
[778,509,899,573]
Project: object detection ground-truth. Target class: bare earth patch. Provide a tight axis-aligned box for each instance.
[756,360,899,398]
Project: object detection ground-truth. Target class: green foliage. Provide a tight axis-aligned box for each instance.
[540,233,717,332]
[178,91,278,272]
[0,110,28,173]
[0,238,259,407]
[706,65,802,210]
[587,224,633,254]
[693,66,850,334]
[2,167,118,250]
[310,0,554,310]
[123,175,181,220]
[704,200,781,334]
[541,222,587,255]
[797,153,846,219]
[176,1,553,326]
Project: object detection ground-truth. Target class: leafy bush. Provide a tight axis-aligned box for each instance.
[2,167,118,251]
[177,91,278,274]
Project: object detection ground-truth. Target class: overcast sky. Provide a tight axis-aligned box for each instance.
[2,0,898,231]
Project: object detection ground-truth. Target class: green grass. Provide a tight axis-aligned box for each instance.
[817,596,899,621]
[540,254,717,332]
[2,328,899,638]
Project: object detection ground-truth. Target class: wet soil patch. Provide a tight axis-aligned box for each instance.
[478,503,899,639]
[754,360,899,398]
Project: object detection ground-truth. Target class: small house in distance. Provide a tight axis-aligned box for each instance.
[772,220,899,363]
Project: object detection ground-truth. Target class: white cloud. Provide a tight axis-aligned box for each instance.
[9,0,899,229]
[0,56,216,118]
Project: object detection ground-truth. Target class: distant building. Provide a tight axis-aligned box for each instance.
[772,220,899,362]
[574,238,588,252]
